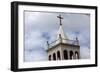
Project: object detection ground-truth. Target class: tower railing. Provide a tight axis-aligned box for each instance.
[47,38,79,49]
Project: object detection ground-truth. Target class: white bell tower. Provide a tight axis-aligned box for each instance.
[47,15,80,61]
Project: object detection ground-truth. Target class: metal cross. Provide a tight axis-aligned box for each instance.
[57,15,63,25]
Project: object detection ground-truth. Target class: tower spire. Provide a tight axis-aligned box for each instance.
[56,15,68,40]
[57,15,63,25]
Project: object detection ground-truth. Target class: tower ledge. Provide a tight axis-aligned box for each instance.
[46,38,80,51]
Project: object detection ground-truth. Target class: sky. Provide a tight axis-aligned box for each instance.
[24,11,90,62]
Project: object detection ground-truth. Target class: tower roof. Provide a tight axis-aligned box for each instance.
[57,24,68,40]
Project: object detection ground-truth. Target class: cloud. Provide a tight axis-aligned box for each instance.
[80,46,90,59]
[25,31,43,49]
[24,11,90,61]
[24,48,48,62]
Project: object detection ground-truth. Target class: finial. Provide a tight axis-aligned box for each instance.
[47,41,49,45]
[75,37,79,45]
[76,37,78,41]
[47,41,49,48]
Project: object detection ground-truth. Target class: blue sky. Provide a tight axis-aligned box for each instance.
[24,11,90,62]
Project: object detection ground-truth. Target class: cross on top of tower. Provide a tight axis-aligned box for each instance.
[57,15,63,25]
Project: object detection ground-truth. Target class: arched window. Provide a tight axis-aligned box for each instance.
[75,51,79,59]
[63,50,68,60]
[70,51,74,59]
[53,53,56,60]
[57,51,61,60]
[49,55,51,60]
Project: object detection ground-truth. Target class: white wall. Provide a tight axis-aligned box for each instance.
[0,0,99,73]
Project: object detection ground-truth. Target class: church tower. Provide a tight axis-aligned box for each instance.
[46,15,80,60]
